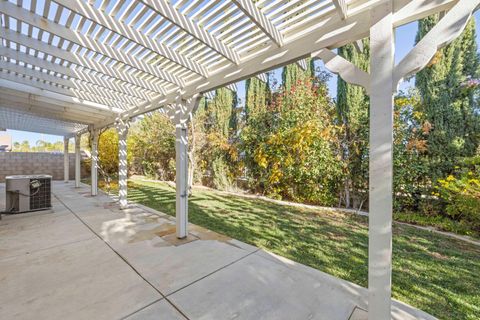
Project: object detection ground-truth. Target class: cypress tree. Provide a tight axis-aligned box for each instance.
[336,39,370,208]
[282,58,315,92]
[245,75,270,120]
[208,87,238,138]
[204,87,238,189]
[415,16,480,180]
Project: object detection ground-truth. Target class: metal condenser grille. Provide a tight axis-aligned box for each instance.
[30,178,52,210]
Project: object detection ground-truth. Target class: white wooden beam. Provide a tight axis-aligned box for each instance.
[332,0,348,19]
[175,120,188,238]
[392,0,457,27]
[166,93,202,125]
[313,49,370,94]
[138,0,240,64]
[394,0,480,88]
[296,59,308,71]
[226,83,238,93]
[53,0,208,78]
[353,40,364,53]
[255,72,269,83]
[232,0,284,47]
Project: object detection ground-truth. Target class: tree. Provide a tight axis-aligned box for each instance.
[281,59,315,92]
[12,139,69,152]
[416,16,480,181]
[336,39,370,209]
[206,87,238,137]
[35,140,47,152]
[97,128,119,175]
[393,90,432,212]
[245,76,270,120]
[196,87,239,189]
[242,74,342,204]
[13,140,31,152]
[128,113,176,180]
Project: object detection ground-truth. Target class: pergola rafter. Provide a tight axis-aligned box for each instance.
[0,99,107,125]
[0,46,151,102]
[0,66,132,110]
[0,106,87,135]
[0,80,122,114]
[0,27,163,96]
[137,0,240,64]
[51,0,208,79]
[332,0,348,19]
[0,58,142,107]
[0,0,186,89]
[232,0,284,47]
[0,84,115,132]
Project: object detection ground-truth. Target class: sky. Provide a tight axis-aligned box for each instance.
[3,11,480,146]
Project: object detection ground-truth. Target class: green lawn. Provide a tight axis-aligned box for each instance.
[102,178,479,319]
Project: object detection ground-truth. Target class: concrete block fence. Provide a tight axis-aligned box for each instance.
[0,152,88,182]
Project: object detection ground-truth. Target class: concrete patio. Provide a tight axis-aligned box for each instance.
[0,182,435,320]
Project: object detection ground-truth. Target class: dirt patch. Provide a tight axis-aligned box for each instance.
[429,251,449,260]
[161,232,198,246]
[126,223,176,243]
[154,224,177,237]
[102,202,117,209]
[326,231,347,241]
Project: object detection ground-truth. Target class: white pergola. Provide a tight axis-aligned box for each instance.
[0,0,477,318]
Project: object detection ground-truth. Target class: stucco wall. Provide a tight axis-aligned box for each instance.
[0,152,88,182]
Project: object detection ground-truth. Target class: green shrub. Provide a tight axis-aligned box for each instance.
[241,77,343,205]
[435,156,480,231]
[393,211,478,238]
[211,158,233,190]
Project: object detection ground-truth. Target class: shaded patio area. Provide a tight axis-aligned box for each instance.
[1,0,478,317]
[0,182,435,320]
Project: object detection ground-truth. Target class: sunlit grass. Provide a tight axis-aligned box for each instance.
[91,178,480,319]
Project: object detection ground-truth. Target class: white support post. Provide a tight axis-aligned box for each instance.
[91,129,100,196]
[368,2,394,319]
[117,121,129,209]
[171,94,202,239]
[175,122,188,238]
[313,2,476,319]
[75,134,81,188]
[63,137,69,182]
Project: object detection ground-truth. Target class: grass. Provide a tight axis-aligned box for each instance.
[93,178,480,319]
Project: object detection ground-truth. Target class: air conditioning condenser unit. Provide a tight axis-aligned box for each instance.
[5,175,52,213]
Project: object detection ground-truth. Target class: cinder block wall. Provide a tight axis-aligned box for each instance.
[0,152,88,182]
